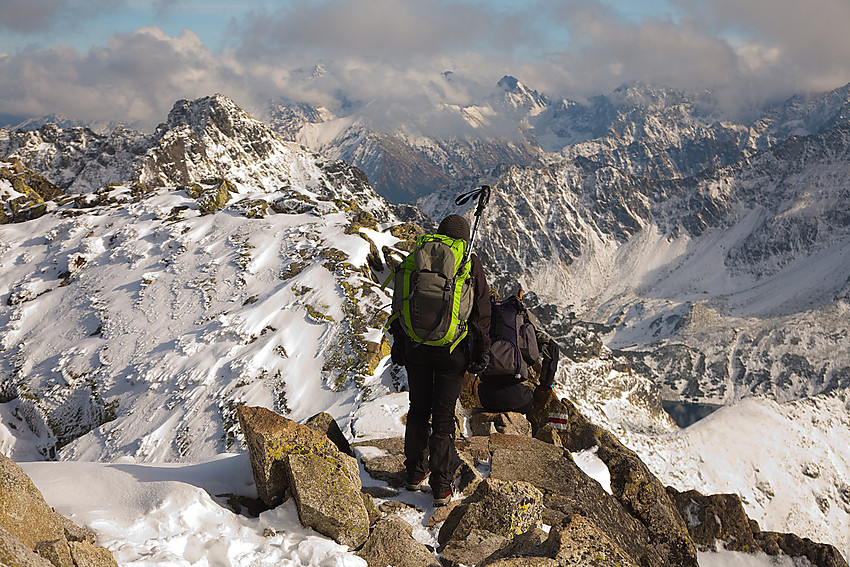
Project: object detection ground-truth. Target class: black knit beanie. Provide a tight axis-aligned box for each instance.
[438,214,471,242]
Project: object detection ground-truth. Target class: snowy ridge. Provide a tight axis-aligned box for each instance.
[0,95,403,463]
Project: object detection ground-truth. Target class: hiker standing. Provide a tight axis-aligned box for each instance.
[476,288,560,418]
[388,212,491,506]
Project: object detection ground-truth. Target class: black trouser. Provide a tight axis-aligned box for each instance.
[403,337,467,493]
[477,380,534,414]
[477,338,560,415]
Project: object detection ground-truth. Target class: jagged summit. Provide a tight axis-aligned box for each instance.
[497,75,550,115]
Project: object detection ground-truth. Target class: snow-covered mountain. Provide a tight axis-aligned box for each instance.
[2,91,849,562]
[419,114,850,407]
[267,76,850,206]
[1,95,403,463]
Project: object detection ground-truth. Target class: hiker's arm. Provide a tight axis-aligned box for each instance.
[469,254,491,356]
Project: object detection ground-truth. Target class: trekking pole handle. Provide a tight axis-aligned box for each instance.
[475,185,490,217]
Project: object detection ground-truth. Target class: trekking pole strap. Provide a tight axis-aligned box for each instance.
[456,185,490,260]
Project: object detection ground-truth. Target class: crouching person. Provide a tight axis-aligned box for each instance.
[477,288,560,418]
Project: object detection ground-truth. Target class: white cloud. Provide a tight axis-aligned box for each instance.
[2,0,850,129]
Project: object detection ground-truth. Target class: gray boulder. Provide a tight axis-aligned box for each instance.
[356,515,439,567]
[0,525,54,567]
[440,528,507,567]
[236,405,360,506]
[487,433,664,566]
[238,405,370,549]
[0,453,119,567]
[544,513,640,567]
[439,478,543,547]
[286,452,370,549]
[668,487,849,567]
[305,411,354,456]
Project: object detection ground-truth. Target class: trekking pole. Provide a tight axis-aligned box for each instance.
[455,185,490,261]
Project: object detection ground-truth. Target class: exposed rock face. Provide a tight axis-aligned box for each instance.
[546,513,641,566]
[304,411,354,457]
[0,158,64,224]
[237,405,370,548]
[469,411,532,437]
[285,452,370,549]
[0,453,118,567]
[438,478,544,547]
[488,432,678,566]
[356,515,440,567]
[440,528,509,567]
[668,488,849,567]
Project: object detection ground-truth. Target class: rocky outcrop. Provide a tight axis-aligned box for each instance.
[0,158,64,224]
[347,397,846,567]
[668,487,848,567]
[237,405,370,548]
[356,515,440,567]
[0,453,118,567]
[439,478,544,547]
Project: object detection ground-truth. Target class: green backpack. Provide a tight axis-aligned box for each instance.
[384,234,474,351]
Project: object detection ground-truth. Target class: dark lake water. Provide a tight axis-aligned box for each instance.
[662,400,723,428]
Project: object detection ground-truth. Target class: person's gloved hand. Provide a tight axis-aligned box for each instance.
[467,350,490,375]
[391,339,405,365]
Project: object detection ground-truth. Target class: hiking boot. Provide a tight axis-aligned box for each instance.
[433,487,453,507]
[405,472,429,491]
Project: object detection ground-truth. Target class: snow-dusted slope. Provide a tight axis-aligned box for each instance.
[0,95,403,462]
[621,391,850,562]
[421,120,850,406]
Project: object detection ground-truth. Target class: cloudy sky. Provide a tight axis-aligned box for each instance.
[1,0,850,130]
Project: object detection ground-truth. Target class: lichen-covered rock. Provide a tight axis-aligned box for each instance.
[668,487,849,567]
[0,453,64,548]
[440,528,507,567]
[237,405,360,507]
[33,539,73,567]
[285,452,370,549]
[356,515,440,567]
[544,513,640,567]
[439,478,543,547]
[596,433,697,567]
[666,488,756,552]
[755,531,848,567]
[304,412,353,457]
[487,433,663,566]
[0,525,54,567]
[68,540,122,567]
[0,159,63,224]
[0,454,118,567]
[196,179,233,213]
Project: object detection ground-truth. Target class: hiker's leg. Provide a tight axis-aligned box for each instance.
[404,344,434,479]
[427,347,466,492]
